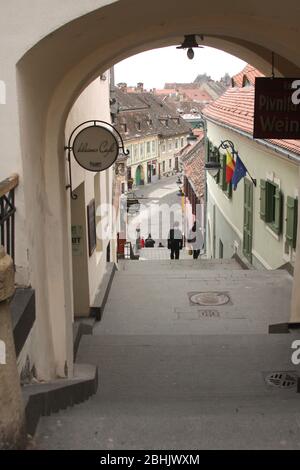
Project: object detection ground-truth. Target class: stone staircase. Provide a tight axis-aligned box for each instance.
[35,258,300,450]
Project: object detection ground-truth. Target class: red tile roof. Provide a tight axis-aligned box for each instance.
[154,88,177,96]
[193,129,204,139]
[181,88,212,102]
[231,64,264,87]
[203,86,300,156]
[181,139,206,199]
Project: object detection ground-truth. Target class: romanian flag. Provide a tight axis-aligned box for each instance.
[226,150,235,183]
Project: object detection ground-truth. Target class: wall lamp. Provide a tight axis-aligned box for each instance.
[176,34,204,60]
[204,160,221,177]
[204,139,221,177]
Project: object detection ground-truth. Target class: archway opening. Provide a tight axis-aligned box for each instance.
[15,1,300,381]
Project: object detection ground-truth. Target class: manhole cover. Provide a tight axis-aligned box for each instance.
[190,292,230,306]
[265,372,297,389]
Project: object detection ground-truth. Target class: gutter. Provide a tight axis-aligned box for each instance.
[204,116,300,165]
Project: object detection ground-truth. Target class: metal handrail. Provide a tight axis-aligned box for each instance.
[0,174,19,263]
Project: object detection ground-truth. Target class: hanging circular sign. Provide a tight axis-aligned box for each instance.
[72,125,119,172]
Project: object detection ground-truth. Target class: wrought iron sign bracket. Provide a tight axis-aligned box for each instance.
[64,120,129,200]
[219,140,257,187]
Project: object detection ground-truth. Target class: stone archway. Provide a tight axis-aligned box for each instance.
[13,0,300,379]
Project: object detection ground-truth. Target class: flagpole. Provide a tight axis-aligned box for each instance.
[219,140,257,187]
[245,169,257,187]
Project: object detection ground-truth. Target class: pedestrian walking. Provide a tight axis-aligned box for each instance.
[187,221,204,259]
[167,221,183,260]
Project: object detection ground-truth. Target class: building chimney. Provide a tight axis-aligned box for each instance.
[117,82,127,93]
[137,82,144,92]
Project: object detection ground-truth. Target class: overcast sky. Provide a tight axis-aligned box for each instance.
[114,46,246,90]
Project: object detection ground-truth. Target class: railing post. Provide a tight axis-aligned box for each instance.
[0,246,26,449]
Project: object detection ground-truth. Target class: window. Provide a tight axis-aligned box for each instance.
[169,159,172,168]
[175,139,179,149]
[181,137,184,147]
[152,141,156,153]
[286,196,298,249]
[140,143,144,158]
[126,145,132,163]
[134,144,138,161]
[146,142,151,154]
[162,142,166,153]
[219,239,223,259]
[162,161,165,172]
[168,140,172,151]
[260,179,283,235]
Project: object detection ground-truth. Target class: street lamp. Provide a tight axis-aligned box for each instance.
[176,35,204,60]
[204,142,221,177]
[204,160,221,177]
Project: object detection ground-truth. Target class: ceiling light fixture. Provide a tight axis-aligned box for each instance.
[176,34,204,60]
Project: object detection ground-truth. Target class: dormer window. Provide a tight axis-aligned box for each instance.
[242,76,251,87]
[121,123,127,133]
[160,119,168,127]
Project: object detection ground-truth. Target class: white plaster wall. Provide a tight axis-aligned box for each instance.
[159,134,188,172]
[0,1,117,287]
[65,76,114,315]
[206,120,299,269]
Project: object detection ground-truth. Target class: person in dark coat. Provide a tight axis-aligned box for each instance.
[145,233,155,248]
[167,222,183,259]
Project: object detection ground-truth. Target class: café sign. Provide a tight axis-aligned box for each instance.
[254,77,300,139]
[65,120,129,199]
[72,125,119,172]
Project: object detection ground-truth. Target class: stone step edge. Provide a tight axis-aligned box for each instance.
[23,363,98,438]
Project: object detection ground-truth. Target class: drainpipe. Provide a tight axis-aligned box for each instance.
[0,246,25,449]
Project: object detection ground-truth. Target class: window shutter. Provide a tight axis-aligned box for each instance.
[227,181,232,199]
[259,179,266,221]
[221,154,227,191]
[206,138,215,162]
[218,153,223,188]
[273,186,283,235]
[213,146,220,184]
[286,196,298,249]
[205,138,210,162]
